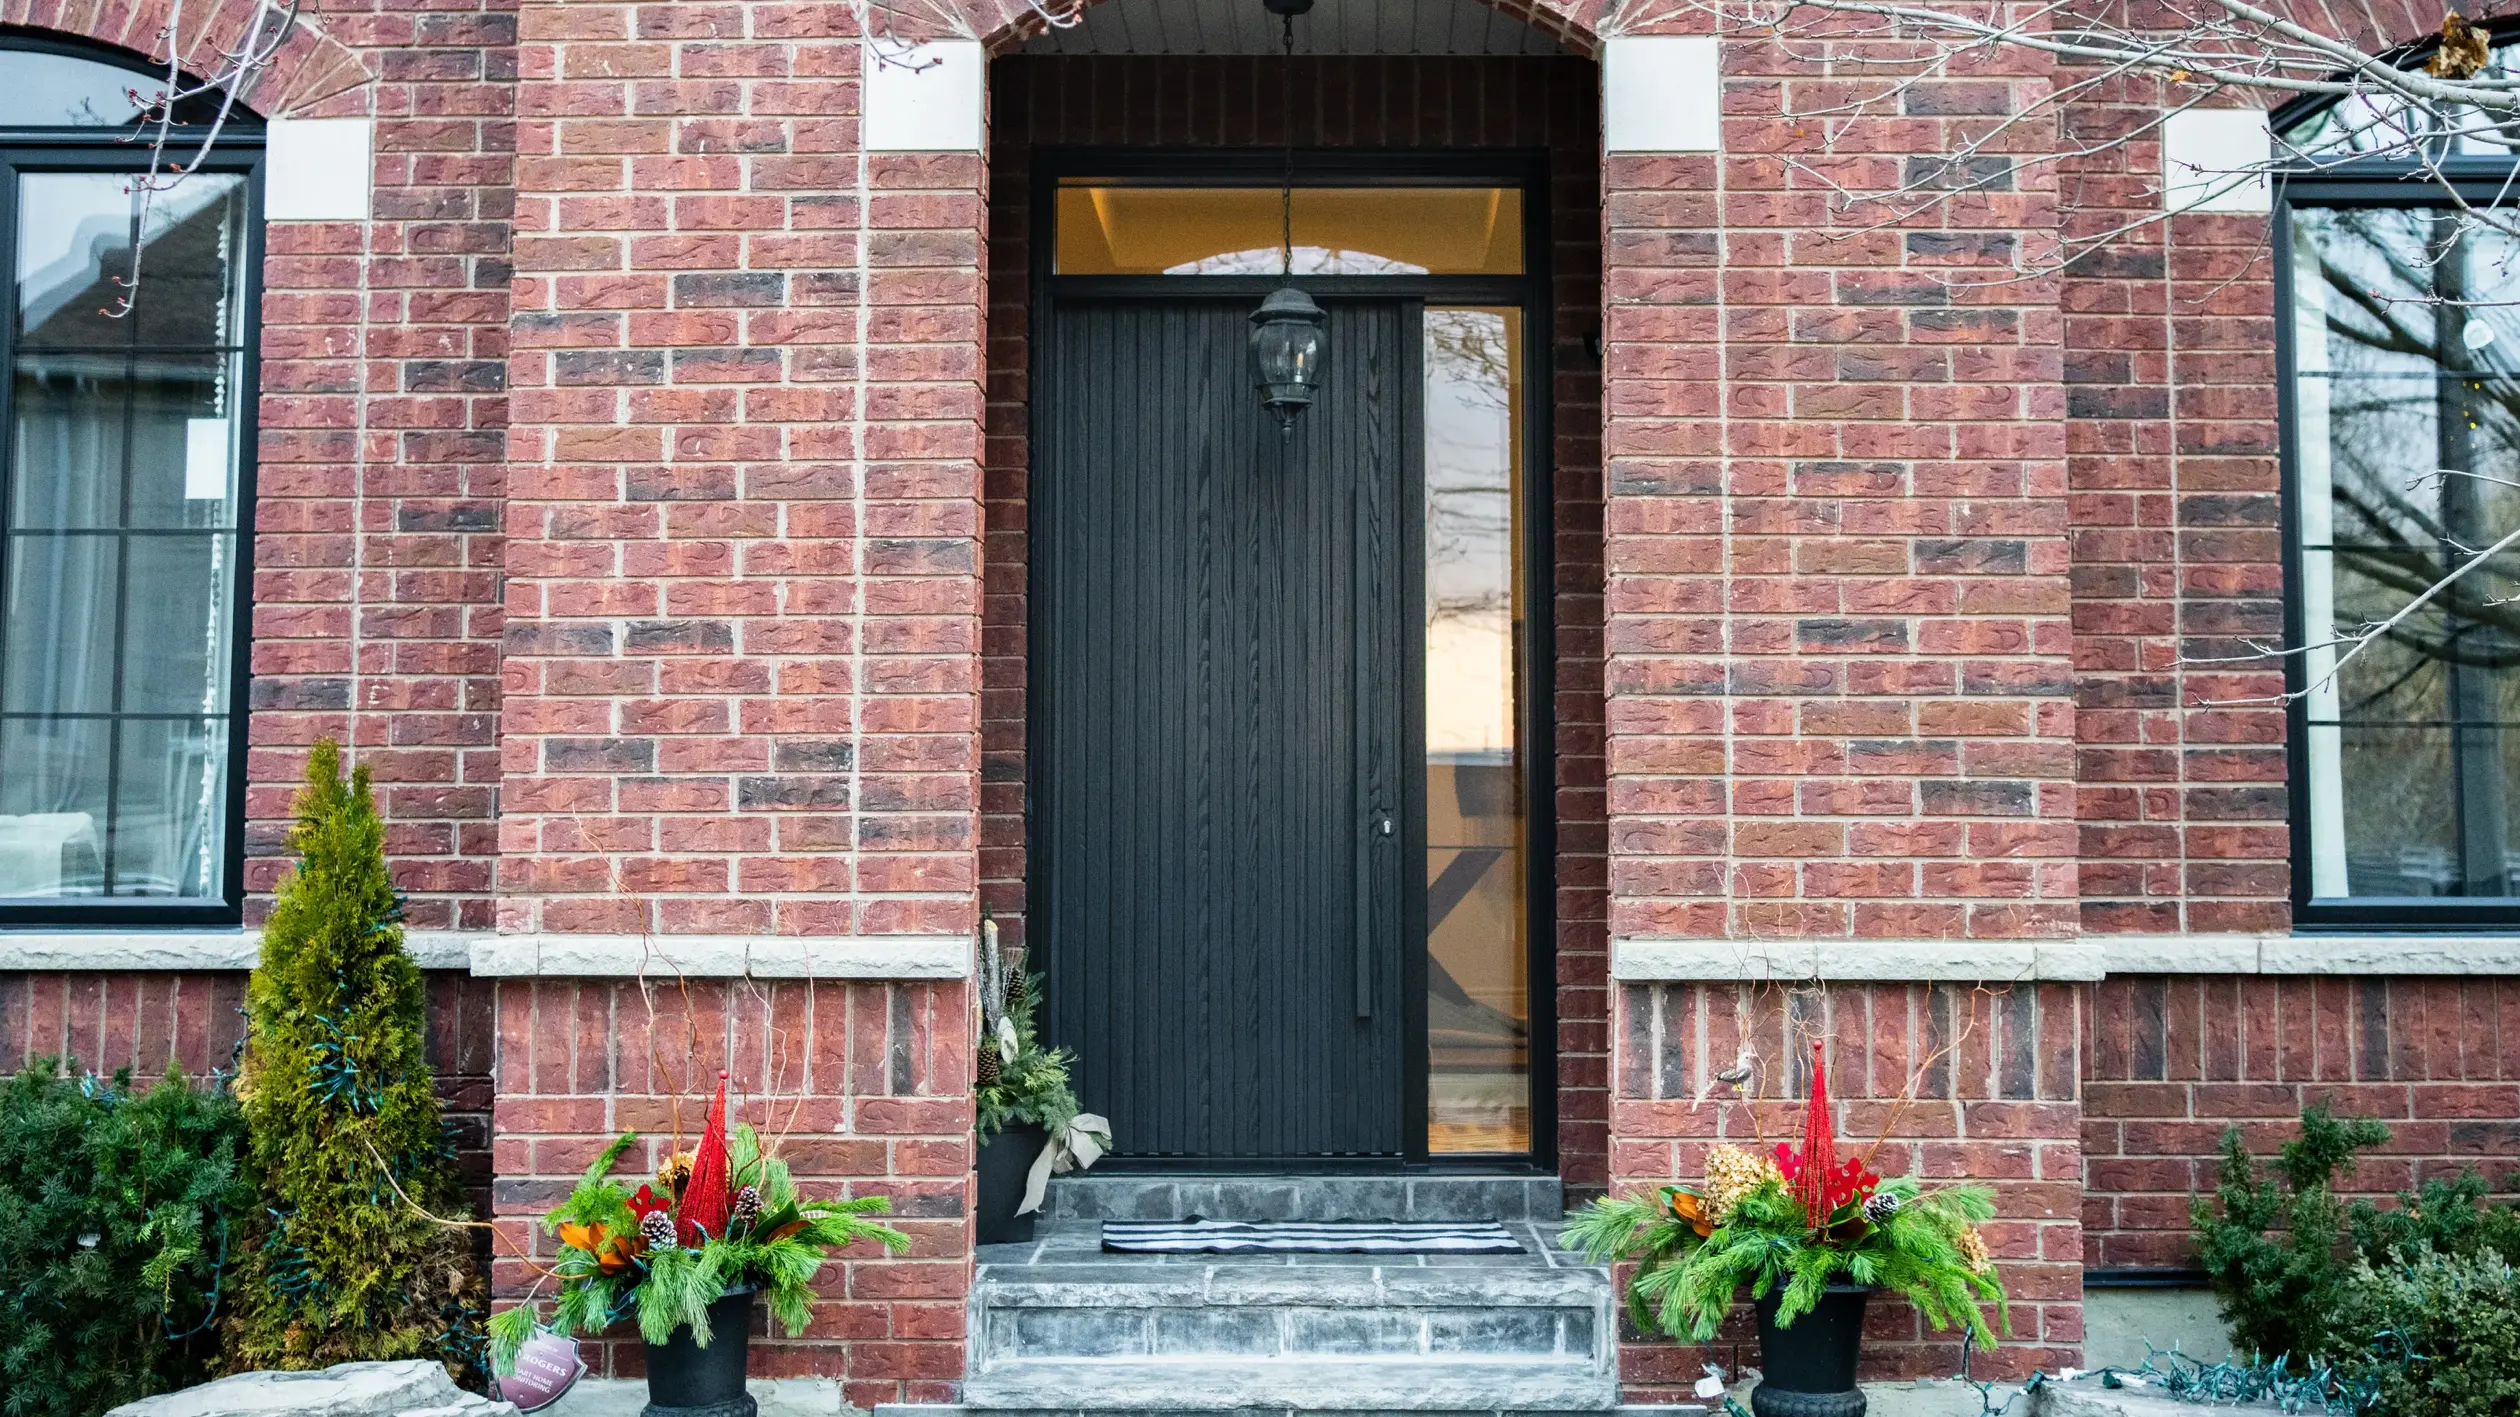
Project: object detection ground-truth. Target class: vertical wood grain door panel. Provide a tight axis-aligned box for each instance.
[1033,296,1415,1160]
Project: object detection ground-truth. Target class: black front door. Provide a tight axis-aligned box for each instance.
[1032,296,1417,1160]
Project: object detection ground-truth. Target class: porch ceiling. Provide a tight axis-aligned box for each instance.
[1019,0,1569,56]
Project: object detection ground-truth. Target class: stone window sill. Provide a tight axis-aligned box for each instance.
[0,930,970,979]
[1611,934,2520,980]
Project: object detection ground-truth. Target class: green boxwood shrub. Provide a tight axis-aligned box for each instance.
[0,1060,252,1417]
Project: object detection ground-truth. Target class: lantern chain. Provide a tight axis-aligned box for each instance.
[1280,9,1294,279]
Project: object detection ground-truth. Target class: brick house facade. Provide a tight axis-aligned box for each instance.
[1,0,2516,1406]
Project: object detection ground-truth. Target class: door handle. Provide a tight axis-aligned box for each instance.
[1357,811,1393,1019]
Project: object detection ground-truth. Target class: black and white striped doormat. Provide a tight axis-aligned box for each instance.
[1101,1219,1526,1255]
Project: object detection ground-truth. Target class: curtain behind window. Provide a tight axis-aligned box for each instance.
[0,171,245,900]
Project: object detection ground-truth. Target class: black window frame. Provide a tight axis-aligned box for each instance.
[0,43,264,928]
[2276,158,2520,931]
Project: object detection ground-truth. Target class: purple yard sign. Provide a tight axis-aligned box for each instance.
[498,1329,587,1412]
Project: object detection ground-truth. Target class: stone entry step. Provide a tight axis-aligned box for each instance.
[944,1197,1616,1414]
[1040,1172,1565,1224]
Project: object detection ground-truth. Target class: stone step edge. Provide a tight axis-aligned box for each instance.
[957,1358,1618,1413]
[1042,1175,1568,1224]
[975,1271,1611,1307]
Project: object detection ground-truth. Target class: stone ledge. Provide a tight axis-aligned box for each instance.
[467,932,970,979]
[105,1359,516,1416]
[1611,933,2520,980]
[0,930,970,979]
[1610,937,2105,982]
[0,930,474,972]
[2097,932,2520,975]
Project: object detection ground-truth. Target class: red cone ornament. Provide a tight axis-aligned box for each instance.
[679,1071,735,1244]
[1795,1043,1838,1224]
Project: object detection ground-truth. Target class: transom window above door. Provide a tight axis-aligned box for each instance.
[1054,181,1524,275]
[0,37,260,924]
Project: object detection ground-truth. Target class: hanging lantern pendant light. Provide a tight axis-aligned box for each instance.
[1251,285,1327,428]
[1250,0,1324,431]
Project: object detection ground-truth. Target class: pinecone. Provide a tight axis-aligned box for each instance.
[1862,1190,1900,1224]
[639,1209,678,1251]
[656,1151,694,1200]
[732,1184,761,1229]
[976,1040,1001,1087]
[1004,968,1030,1019]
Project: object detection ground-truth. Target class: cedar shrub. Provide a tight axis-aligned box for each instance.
[218,740,487,1381]
[2194,1102,2520,1379]
[0,1061,251,1417]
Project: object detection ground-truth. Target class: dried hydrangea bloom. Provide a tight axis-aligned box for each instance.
[1956,1227,1993,1272]
[1701,1143,1780,1223]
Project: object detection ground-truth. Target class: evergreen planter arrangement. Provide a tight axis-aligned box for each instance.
[490,1076,909,1416]
[1564,1044,2004,1417]
[972,917,1108,1242]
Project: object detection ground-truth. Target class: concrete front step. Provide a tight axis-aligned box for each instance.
[962,1211,1615,1413]
[1041,1172,1565,1224]
[959,1360,1615,1412]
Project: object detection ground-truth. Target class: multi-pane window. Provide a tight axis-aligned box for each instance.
[0,44,256,919]
[2287,208,2520,907]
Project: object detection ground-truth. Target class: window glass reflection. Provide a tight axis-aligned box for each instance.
[1424,306,1528,1154]
[0,170,246,901]
[2292,206,2520,899]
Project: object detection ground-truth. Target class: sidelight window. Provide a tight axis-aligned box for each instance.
[0,42,258,921]
[1423,304,1530,1155]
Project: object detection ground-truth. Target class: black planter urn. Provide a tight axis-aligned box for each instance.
[976,1122,1049,1245]
[1750,1285,1869,1417]
[641,1283,756,1417]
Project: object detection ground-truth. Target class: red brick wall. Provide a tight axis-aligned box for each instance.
[978,53,1612,1183]
[1599,23,2080,949]
[488,0,983,1396]
[499,0,980,942]
[2060,70,2290,939]
[1615,982,2085,1391]
[2083,975,2520,1271]
[248,0,515,931]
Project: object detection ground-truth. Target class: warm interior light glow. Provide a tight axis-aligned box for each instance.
[1423,305,1527,1157]
[1056,184,1524,276]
